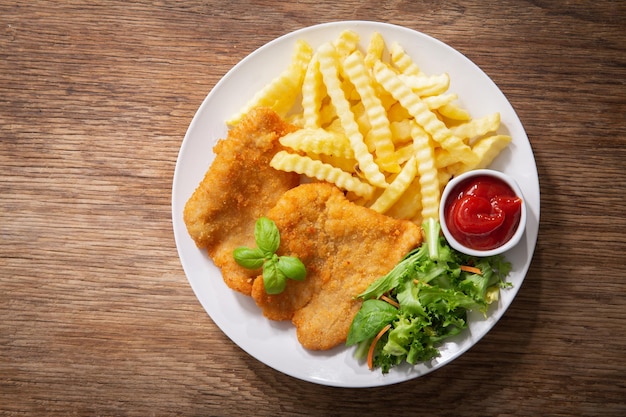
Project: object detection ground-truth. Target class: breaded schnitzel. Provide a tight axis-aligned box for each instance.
[251,182,422,350]
[183,107,300,295]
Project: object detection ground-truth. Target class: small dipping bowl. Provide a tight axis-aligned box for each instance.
[439,169,527,257]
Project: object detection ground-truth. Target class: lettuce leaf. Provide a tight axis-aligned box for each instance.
[346,220,512,373]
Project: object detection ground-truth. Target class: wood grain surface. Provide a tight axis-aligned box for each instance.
[1,1,625,415]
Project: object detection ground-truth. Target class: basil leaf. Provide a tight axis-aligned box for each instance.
[277,256,306,281]
[255,217,280,256]
[232,247,265,269]
[346,299,398,346]
[262,257,287,295]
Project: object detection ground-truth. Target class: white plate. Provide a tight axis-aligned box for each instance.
[172,21,540,388]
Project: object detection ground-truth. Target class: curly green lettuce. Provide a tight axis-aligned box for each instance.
[346,218,512,373]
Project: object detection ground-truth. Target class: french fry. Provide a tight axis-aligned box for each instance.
[369,156,418,213]
[319,101,338,128]
[386,101,412,123]
[398,73,450,97]
[313,153,359,173]
[386,176,423,221]
[453,134,512,175]
[390,42,422,76]
[343,50,400,173]
[230,30,513,224]
[437,102,471,121]
[332,30,360,58]
[324,117,344,134]
[451,112,501,143]
[422,93,458,110]
[318,42,388,188]
[438,170,452,192]
[410,122,440,220]
[352,102,373,146]
[390,120,413,144]
[434,147,460,169]
[393,142,416,166]
[372,61,478,166]
[270,151,374,198]
[301,54,324,128]
[364,32,385,68]
[227,40,313,126]
[279,128,354,159]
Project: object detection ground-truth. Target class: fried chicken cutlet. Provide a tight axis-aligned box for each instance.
[251,182,422,350]
[183,107,300,295]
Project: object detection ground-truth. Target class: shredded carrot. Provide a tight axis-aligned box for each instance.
[368,323,392,370]
[380,294,400,309]
[460,265,482,275]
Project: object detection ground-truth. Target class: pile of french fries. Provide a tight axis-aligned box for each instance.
[226,30,511,225]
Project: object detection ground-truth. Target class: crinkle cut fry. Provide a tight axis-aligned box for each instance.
[369,156,418,214]
[270,150,374,198]
[279,128,354,159]
[343,50,400,173]
[226,40,313,126]
[317,42,388,188]
[372,60,478,167]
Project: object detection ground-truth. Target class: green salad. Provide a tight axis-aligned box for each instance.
[346,218,512,373]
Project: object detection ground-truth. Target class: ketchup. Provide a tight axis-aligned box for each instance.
[444,175,523,251]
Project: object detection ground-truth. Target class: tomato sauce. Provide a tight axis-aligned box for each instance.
[444,175,523,251]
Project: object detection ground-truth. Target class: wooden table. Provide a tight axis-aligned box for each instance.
[2,1,624,415]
